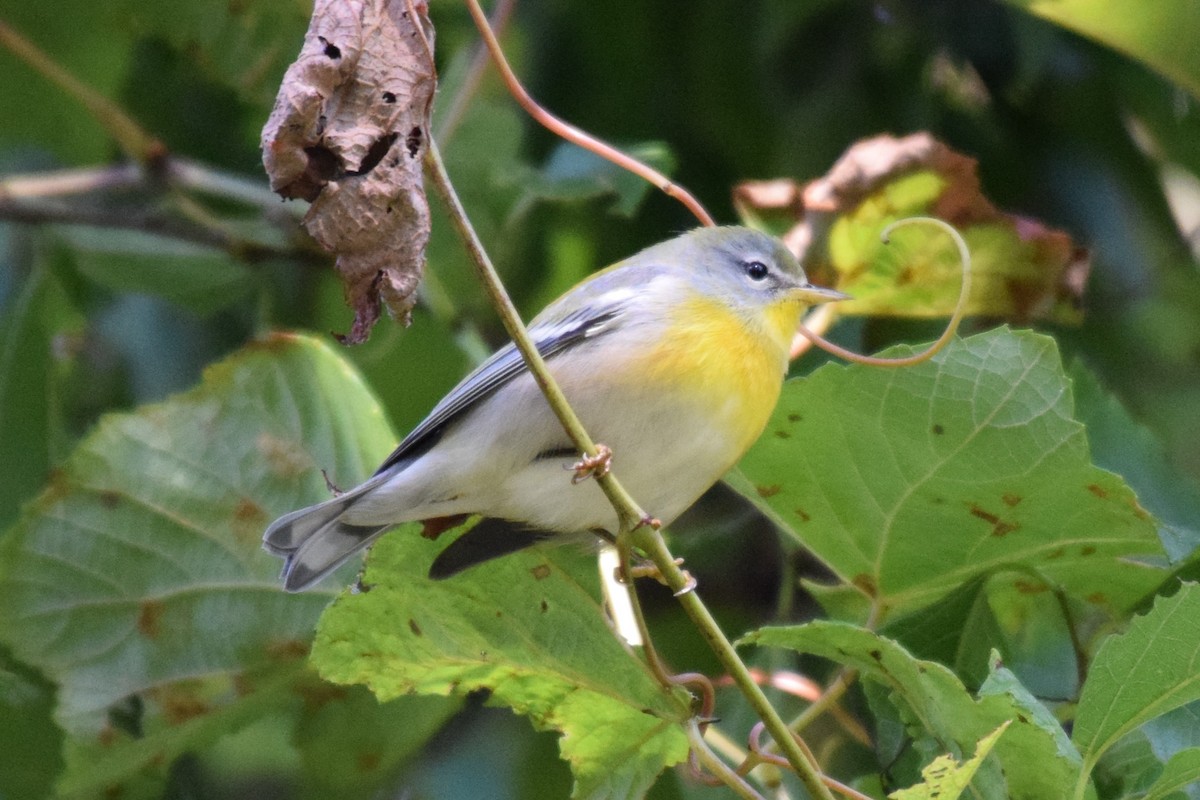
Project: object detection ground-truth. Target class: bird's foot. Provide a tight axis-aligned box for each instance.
[570,444,613,484]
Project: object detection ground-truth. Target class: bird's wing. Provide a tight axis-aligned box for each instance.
[373,304,626,475]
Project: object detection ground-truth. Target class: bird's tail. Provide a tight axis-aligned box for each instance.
[263,484,391,592]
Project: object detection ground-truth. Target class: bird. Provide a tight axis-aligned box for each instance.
[263,225,848,591]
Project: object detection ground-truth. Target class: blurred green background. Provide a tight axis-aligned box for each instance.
[2,0,1198,797]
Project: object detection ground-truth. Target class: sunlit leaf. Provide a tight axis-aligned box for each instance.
[889,722,1009,800]
[1004,0,1200,101]
[312,526,692,800]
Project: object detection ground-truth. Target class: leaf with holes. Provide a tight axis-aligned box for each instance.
[312,523,692,800]
[262,0,437,342]
[889,722,1009,800]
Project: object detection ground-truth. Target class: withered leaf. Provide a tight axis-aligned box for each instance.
[262,0,436,343]
[734,133,1090,324]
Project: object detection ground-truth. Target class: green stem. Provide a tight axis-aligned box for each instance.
[684,721,765,800]
[630,528,837,800]
[425,137,834,800]
[423,138,644,532]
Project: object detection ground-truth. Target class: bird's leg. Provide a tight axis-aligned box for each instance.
[620,515,698,595]
[569,443,613,484]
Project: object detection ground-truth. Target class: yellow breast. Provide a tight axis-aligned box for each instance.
[629,293,802,456]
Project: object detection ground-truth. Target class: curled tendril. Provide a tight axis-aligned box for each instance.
[794,215,973,367]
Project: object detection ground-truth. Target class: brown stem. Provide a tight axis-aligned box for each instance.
[790,217,973,365]
[463,0,716,227]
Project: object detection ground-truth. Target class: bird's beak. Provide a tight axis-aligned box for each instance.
[790,283,852,305]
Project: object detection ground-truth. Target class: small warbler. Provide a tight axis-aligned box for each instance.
[264,226,848,591]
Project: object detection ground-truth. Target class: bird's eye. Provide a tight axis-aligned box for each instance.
[743,260,769,281]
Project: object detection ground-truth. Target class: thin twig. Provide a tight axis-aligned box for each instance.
[686,721,765,800]
[790,217,973,365]
[0,164,142,199]
[166,158,300,213]
[616,536,672,681]
[0,20,162,163]
[629,528,838,800]
[426,138,836,800]
[0,195,326,267]
[788,670,867,746]
[704,726,789,798]
[463,0,716,227]
[434,0,517,145]
[424,139,646,532]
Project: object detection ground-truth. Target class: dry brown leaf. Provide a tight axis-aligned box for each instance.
[262,0,436,343]
[734,133,1091,323]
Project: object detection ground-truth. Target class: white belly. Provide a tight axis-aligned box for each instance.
[346,350,749,534]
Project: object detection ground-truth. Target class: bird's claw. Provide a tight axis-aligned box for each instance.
[624,557,696,595]
[570,444,613,484]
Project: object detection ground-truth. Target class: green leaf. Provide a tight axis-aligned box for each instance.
[0,261,80,532]
[830,200,1085,323]
[882,574,1083,700]
[889,722,1009,800]
[881,576,1006,689]
[0,333,394,790]
[57,663,306,797]
[312,526,692,800]
[113,0,310,108]
[742,622,1082,799]
[56,226,254,315]
[295,688,461,800]
[0,651,63,800]
[0,9,133,164]
[1091,730,1161,800]
[1142,747,1200,800]
[977,653,1078,767]
[1070,361,1200,563]
[531,141,677,217]
[1073,584,1200,795]
[735,328,1165,616]
[1003,0,1200,101]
